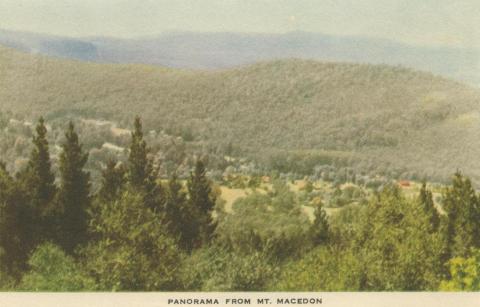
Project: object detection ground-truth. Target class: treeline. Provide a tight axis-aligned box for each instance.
[0,116,217,290]
[1,117,480,291]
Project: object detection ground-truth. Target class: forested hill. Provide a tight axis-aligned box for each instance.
[2,45,480,182]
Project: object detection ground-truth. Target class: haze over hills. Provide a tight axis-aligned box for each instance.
[2,45,480,182]
[0,29,479,86]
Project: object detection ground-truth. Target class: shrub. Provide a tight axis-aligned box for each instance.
[19,243,96,291]
[270,246,362,291]
[180,245,276,291]
[439,249,480,291]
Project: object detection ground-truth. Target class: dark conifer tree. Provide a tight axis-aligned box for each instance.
[97,159,125,202]
[164,173,192,249]
[128,116,149,188]
[17,117,56,241]
[0,164,32,277]
[56,122,90,254]
[418,182,440,231]
[309,203,330,245]
[187,159,216,248]
[26,118,56,207]
[144,159,165,213]
[127,116,164,212]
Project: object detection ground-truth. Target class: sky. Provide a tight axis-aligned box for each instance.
[1,0,480,49]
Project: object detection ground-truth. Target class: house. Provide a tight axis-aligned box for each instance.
[398,180,411,187]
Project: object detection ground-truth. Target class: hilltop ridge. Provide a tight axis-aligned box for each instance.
[1,45,480,182]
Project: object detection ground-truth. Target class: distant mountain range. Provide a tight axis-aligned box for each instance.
[0,29,479,86]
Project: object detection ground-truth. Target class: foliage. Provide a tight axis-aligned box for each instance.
[19,243,96,291]
[442,172,480,259]
[0,164,32,277]
[127,116,165,212]
[163,173,190,249]
[271,186,447,291]
[309,203,330,245]
[1,115,480,292]
[16,117,56,244]
[56,122,91,254]
[439,249,480,291]
[180,245,277,291]
[186,160,217,250]
[97,159,125,202]
[352,186,445,290]
[128,116,150,188]
[419,182,440,231]
[271,246,362,291]
[0,266,15,290]
[83,190,181,291]
[216,180,311,260]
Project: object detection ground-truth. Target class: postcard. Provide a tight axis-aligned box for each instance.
[0,1,479,306]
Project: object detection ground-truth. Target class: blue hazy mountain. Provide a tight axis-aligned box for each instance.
[0,29,478,85]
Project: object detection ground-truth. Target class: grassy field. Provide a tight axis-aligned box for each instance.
[216,177,444,223]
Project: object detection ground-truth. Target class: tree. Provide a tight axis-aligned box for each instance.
[271,246,362,291]
[97,159,125,202]
[442,172,480,259]
[309,203,330,245]
[180,245,276,291]
[187,159,217,249]
[127,116,164,212]
[164,173,189,247]
[128,116,149,188]
[83,191,181,291]
[215,181,310,260]
[0,165,32,277]
[418,182,440,231]
[17,117,56,242]
[353,186,444,290]
[56,122,91,254]
[19,243,96,291]
[439,249,480,291]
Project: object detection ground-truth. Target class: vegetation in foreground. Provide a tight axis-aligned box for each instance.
[1,117,480,291]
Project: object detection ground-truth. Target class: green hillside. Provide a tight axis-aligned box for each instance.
[1,45,480,182]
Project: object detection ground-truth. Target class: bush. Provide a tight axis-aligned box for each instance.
[439,249,480,291]
[19,243,96,291]
[180,245,277,291]
[0,267,15,290]
[270,246,362,291]
[83,191,182,291]
[215,181,311,260]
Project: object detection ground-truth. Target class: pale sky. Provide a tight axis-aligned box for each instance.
[1,0,479,49]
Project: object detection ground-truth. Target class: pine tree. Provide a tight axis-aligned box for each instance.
[144,159,165,213]
[164,173,191,248]
[17,117,56,241]
[418,182,440,231]
[309,203,329,245]
[27,118,56,209]
[128,116,149,187]
[0,164,32,277]
[442,172,480,258]
[127,116,164,212]
[187,159,216,249]
[57,122,90,254]
[97,160,125,202]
